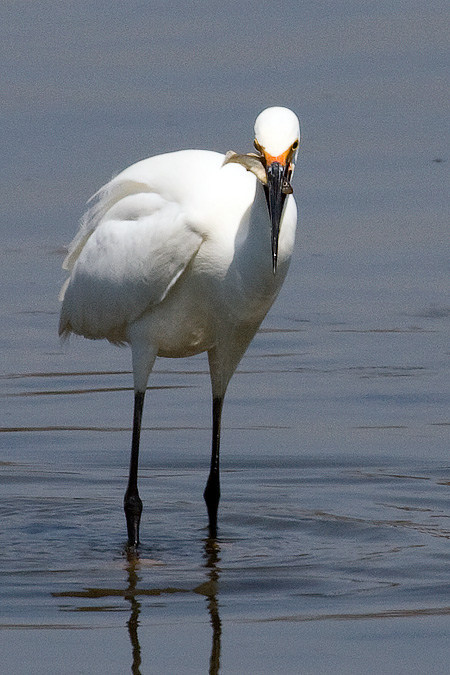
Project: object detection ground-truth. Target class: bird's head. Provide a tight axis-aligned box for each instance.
[223,106,300,273]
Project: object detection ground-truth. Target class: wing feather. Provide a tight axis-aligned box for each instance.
[59,178,203,342]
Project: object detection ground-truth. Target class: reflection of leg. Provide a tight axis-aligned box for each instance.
[204,538,222,675]
[125,552,142,675]
[203,396,224,537]
[208,598,222,675]
[209,593,221,675]
[124,391,145,547]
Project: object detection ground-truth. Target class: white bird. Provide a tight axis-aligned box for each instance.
[59,106,300,547]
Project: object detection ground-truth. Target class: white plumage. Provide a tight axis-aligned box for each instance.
[60,106,300,546]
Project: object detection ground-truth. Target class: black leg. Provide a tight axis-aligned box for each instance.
[124,390,145,547]
[203,396,224,537]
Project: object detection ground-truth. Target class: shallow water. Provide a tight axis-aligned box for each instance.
[2,246,450,674]
[2,1,450,673]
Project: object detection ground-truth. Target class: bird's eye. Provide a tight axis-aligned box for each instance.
[292,140,299,150]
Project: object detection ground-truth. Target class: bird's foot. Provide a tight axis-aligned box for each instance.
[124,491,143,548]
[207,520,218,539]
[204,482,220,538]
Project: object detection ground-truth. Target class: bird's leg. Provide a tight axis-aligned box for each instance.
[204,395,224,538]
[124,390,145,548]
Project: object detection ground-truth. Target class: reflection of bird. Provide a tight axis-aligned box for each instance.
[59,106,300,547]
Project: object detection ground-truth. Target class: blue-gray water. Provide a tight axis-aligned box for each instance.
[1,1,450,673]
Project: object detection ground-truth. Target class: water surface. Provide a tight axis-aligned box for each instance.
[1,1,450,673]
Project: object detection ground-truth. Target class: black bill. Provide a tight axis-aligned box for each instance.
[265,162,292,274]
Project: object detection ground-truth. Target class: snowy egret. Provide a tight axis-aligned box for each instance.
[59,106,300,546]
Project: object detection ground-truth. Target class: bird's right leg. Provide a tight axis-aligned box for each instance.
[125,333,157,548]
[124,389,145,548]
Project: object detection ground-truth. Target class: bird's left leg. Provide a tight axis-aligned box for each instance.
[205,334,255,537]
[203,395,224,538]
